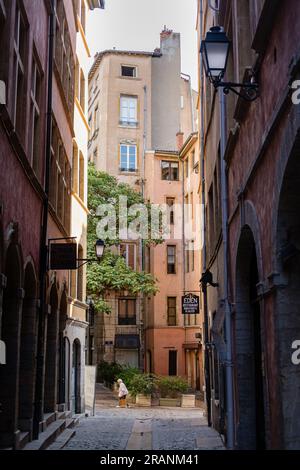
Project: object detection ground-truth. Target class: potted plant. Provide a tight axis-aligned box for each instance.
[157,376,188,407]
[128,374,156,407]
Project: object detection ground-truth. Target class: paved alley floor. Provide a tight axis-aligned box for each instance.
[63,384,225,451]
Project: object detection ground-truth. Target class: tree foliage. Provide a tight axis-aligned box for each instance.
[87,164,159,312]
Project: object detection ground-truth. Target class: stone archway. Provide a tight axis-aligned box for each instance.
[44,285,59,412]
[275,143,300,449]
[235,226,266,450]
[18,262,38,437]
[0,243,23,448]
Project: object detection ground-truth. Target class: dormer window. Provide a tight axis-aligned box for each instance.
[121,65,137,78]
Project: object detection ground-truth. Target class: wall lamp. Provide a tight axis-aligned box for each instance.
[200,26,259,102]
[200,269,219,290]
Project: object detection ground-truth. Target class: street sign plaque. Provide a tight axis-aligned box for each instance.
[50,243,77,270]
[182,293,200,314]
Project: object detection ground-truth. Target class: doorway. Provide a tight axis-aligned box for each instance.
[168,350,177,376]
[235,226,266,449]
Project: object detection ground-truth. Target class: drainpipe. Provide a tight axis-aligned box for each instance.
[33,0,55,439]
[199,0,212,427]
[219,89,235,450]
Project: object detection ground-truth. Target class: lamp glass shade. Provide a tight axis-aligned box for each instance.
[95,240,105,259]
[200,27,230,81]
[205,42,229,77]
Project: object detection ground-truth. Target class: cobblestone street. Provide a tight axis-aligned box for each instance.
[63,385,225,451]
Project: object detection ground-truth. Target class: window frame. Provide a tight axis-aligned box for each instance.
[120,143,137,172]
[118,298,137,325]
[161,160,179,181]
[119,243,136,270]
[121,65,137,78]
[167,296,177,326]
[167,245,176,274]
[120,94,138,127]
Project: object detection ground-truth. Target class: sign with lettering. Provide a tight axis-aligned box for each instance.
[182,293,200,314]
[50,243,77,270]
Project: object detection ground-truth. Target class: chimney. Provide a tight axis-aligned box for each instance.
[160,26,173,41]
[176,132,184,151]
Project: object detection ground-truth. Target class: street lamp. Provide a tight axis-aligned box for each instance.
[95,239,105,260]
[200,26,259,101]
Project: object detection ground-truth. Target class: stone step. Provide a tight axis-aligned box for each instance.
[46,428,76,450]
[18,432,30,449]
[44,412,57,427]
[65,418,79,429]
[23,419,66,450]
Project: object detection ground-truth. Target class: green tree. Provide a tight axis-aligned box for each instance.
[87,164,160,313]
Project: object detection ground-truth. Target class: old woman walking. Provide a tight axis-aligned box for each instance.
[116,378,129,408]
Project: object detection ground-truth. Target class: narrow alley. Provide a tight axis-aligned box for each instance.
[59,385,224,451]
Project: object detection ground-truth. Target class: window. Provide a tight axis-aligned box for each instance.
[167,245,176,274]
[120,144,137,172]
[55,1,75,117]
[88,113,92,136]
[191,150,196,168]
[13,3,27,139]
[121,65,137,78]
[185,158,189,178]
[30,55,41,176]
[80,68,85,111]
[166,198,175,225]
[120,95,137,126]
[79,152,84,201]
[49,119,71,233]
[118,298,136,325]
[75,58,79,99]
[167,297,177,326]
[161,161,179,181]
[94,105,99,131]
[72,143,78,193]
[120,243,136,270]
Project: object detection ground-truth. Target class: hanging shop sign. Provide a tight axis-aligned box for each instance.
[182,293,200,314]
[50,243,77,270]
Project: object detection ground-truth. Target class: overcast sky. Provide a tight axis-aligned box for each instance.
[87,0,198,89]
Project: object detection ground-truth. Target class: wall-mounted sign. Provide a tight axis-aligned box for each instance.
[50,243,77,270]
[182,293,200,314]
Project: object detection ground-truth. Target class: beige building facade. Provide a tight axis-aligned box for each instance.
[88,29,203,389]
